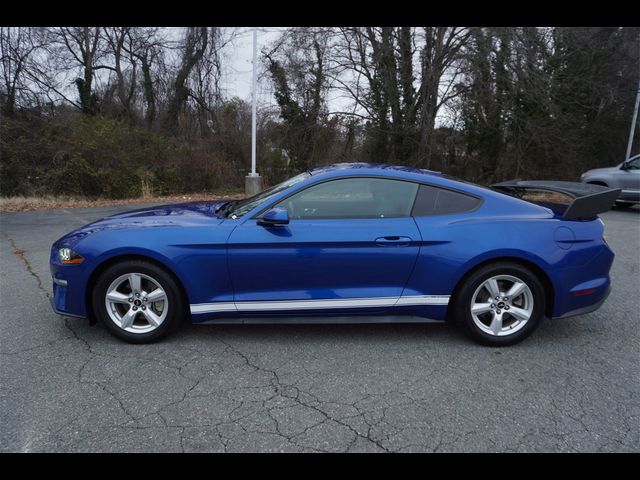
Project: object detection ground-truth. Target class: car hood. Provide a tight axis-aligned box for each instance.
[107,200,227,221]
[55,200,228,248]
[583,165,621,176]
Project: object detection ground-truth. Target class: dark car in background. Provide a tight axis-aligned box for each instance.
[581,154,640,207]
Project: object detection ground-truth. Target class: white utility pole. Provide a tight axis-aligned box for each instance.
[251,28,258,176]
[245,28,263,195]
[625,57,640,161]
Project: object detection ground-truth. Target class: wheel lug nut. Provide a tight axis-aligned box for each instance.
[503,297,508,301]
[491,303,495,308]
[132,306,138,311]
[496,309,501,314]
[135,293,140,297]
[495,296,500,300]
[142,306,146,310]
[505,305,510,310]
[143,297,147,302]
[128,298,133,302]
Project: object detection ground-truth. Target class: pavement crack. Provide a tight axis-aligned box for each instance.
[2,231,50,299]
[220,339,391,452]
[0,337,73,356]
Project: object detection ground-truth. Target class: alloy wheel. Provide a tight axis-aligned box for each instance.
[470,274,534,337]
[104,272,168,334]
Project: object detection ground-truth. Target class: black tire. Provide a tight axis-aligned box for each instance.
[452,262,546,346]
[614,201,633,209]
[92,260,186,344]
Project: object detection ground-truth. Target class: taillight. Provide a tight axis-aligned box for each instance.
[571,288,596,297]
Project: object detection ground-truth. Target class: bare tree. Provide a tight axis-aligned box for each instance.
[332,27,469,166]
[417,27,470,168]
[55,27,115,114]
[0,27,42,115]
[127,28,166,128]
[189,27,227,134]
[102,27,138,119]
[100,27,169,124]
[263,27,332,170]
[163,27,210,133]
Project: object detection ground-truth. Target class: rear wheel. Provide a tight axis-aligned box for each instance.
[92,260,186,343]
[614,201,633,209]
[452,262,545,346]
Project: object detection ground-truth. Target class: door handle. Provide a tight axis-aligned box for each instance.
[375,236,412,246]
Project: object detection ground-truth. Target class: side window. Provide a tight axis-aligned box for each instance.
[412,184,480,216]
[628,157,640,169]
[275,178,419,219]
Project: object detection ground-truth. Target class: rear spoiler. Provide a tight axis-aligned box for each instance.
[490,180,621,219]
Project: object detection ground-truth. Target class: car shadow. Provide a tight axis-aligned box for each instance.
[60,313,603,349]
[176,320,461,346]
[611,204,640,214]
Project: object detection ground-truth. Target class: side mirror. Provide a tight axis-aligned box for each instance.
[257,207,290,227]
[620,162,630,171]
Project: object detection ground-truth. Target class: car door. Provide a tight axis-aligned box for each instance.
[619,156,640,197]
[226,177,422,313]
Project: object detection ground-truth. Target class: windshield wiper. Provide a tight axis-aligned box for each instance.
[216,200,239,218]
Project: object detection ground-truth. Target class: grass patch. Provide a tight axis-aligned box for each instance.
[0,191,245,213]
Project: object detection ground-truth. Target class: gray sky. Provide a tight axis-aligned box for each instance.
[219,27,284,107]
[30,27,452,126]
[218,27,457,127]
[218,27,362,117]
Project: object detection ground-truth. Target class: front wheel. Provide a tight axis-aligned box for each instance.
[452,262,546,346]
[92,260,186,343]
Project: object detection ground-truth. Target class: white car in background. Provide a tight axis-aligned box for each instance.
[581,154,640,207]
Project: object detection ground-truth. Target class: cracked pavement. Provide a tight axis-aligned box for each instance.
[1,204,639,452]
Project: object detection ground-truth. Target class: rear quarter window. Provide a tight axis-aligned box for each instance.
[412,184,481,216]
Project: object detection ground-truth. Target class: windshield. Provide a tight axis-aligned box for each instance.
[227,172,311,218]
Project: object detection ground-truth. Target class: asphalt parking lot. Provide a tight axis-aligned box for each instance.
[1,204,639,452]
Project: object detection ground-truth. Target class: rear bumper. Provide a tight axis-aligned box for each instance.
[616,190,639,203]
[550,242,614,318]
[552,285,611,319]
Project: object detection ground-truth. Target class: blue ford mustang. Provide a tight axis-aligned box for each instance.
[50,163,618,346]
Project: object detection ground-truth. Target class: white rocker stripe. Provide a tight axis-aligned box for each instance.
[236,297,397,311]
[190,302,236,314]
[395,295,451,306]
[190,295,450,314]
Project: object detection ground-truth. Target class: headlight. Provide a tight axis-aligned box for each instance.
[58,247,84,265]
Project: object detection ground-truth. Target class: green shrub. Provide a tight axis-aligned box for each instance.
[1,112,248,199]
[45,153,101,197]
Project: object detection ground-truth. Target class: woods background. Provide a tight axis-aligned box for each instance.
[1,26,639,199]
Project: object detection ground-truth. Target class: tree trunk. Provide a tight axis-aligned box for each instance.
[163,27,209,134]
[141,56,156,128]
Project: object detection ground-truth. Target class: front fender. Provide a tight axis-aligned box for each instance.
[583,176,610,187]
[55,224,236,318]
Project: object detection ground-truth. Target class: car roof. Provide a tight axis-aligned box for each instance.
[309,162,443,177]
[304,162,552,215]
[306,162,484,195]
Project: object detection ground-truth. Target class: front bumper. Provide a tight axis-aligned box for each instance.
[50,256,91,318]
[50,296,86,319]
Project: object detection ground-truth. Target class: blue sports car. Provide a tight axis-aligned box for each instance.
[50,163,619,346]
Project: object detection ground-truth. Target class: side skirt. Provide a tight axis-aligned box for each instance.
[190,295,450,315]
[196,315,445,325]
